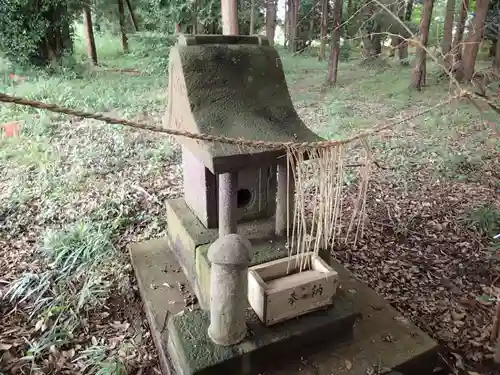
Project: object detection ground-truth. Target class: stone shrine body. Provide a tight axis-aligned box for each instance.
[129,34,441,375]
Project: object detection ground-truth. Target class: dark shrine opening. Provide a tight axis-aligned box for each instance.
[237,188,252,208]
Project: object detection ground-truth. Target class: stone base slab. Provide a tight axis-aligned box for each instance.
[130,237,440,375]
[167,298,358,375]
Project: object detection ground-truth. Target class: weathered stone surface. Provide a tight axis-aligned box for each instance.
[168,294,359,375]
[182,146,278,229]
[166,197,278,309]
[195,237,331,309]
[130,237,439,375]
[129,238,197,375]
[177,34,270,46]
[165,38,323,174]
[207,234,253,346]
[266,261,440,375]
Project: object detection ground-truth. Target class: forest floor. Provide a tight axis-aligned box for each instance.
[1,31,499,375]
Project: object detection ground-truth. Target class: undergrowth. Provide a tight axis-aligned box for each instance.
[3,220,129,372]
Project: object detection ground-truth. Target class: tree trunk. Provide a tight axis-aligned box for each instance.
[399,40,409,63]
[405,0,413,21]
[83,5,98,65]
[125,0,138,31]
[308,11,315,45]
[441,0,455,70]
[452,0,469,69]
[266,0,277,45]
[494,38,500,68]
[175,24,181,34]
[221,0,239,34]
[250,0,255,34]
[389,36,398,57]
[290,0,299,52]
[284,0,289,47]
[327,0,344,86]
[389,0,405,58]
[194,0,205,34]
[288,0,295,50]
[410,0,434,90]
[117,0,128,53]
[319,0,328,60]
[461,0,490,81]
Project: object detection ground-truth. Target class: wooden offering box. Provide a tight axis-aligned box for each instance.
[248,252,340,326]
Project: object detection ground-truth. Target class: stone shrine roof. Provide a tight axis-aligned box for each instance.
[165,35,323,174]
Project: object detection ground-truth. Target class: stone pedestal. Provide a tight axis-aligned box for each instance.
[129,237,440,375]
[166,198,332,309]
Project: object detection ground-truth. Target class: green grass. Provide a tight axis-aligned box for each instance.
[3,219,128,371]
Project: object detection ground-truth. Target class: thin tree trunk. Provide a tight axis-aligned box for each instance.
[389,0,405,58]
[494,34,500,68]
[399,40,409,63]
[195,0,205,34]
[175,24,181,34]
[319,0,328,60]
[461,0,490,81]
[452,0,469,68]
[125,0,138,31]
[291,0,300,52]
[441,0,455,70]
[405,0,413,21]
[266,0,277,45]
[284,0,289,47]
[221,0,239,34]
[389,36,398,57]
[83,5,97,65]
[410,0,434,90]
[308,11,315,45]
[117,0,128,53]
[327,0,343,86]
[287,0,294,49]
[250,0,255,34]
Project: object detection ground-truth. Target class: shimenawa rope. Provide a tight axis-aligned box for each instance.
[0,91,463,150]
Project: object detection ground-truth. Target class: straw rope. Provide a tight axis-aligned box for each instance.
[0,91,470,150]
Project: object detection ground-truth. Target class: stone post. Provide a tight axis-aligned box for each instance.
[275,159,295,236]
[208,234,254,346]
[219,172,238,237]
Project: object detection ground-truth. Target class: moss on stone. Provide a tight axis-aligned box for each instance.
[167,293,360,374]
[170,309,234,372]
[195,239,330,307]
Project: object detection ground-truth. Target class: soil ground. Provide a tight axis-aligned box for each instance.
[1,31,499,374]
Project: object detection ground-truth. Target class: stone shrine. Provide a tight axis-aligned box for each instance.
[130,34,441,375]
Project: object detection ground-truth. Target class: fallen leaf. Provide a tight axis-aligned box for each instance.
[0,343,13,351]
[451,311,466,321]
[452,352,465,369]
[34,319,44,332]
[344,359,352,370]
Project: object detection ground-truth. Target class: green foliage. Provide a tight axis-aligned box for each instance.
[464,205,500,238]
[3,219,126,368]
[340,40,352,61]
[0,0,82,66]
[95,0,264,35]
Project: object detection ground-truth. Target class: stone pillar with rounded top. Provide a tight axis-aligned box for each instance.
[275,159,295,237]
[218,172,238,237]
[208,234,254,346]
